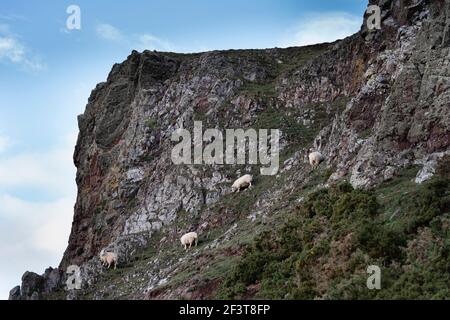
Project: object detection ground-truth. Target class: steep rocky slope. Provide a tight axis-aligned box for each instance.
[10,0,450,300]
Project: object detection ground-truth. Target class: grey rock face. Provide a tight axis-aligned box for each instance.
[415,151,450,184]
[311,0,450,189]
[43,268,63,293]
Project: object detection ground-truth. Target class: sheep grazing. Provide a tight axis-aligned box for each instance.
[180,232,198,250]
[99,249,118,270]
[231,174,253,193]
[308,151,325,167]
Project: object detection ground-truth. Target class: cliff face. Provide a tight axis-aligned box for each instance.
[11,0,450,300]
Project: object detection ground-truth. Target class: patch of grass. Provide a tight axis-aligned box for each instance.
[274,44,331,77]
[240,82,278,99]
[202,254,241,281]
[145,118,158,130]
[358,128,372,139]
[215,173,277,218]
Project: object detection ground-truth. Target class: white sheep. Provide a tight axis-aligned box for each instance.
[309,151,325,167]
[99,249,118,270]
[180,232,198,250]
[231,174,253,193]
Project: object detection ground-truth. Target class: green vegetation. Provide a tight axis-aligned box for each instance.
[145,118,158,130]
[239,82,278,99]
[274,44,331,75]
[437,155,450,179]
[217,172,450,299]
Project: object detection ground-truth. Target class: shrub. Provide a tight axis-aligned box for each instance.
[355,220,406,262]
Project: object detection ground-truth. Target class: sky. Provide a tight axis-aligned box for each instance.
[0,0,368,299]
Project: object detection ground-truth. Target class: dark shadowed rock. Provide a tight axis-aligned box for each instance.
[20,272,44,300]
[8,286,21,300]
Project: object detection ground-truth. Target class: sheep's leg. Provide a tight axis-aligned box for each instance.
[114,261,117,270]
[195,239,198,247]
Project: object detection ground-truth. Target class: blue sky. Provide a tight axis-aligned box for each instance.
[0,0,367,299]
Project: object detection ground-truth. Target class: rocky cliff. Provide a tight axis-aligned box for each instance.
[11,0,450,300]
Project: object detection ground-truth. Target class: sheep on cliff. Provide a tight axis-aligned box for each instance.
[231,174,253,193]
[99,249,118,270]
[308,151,325,167]
[180,232,198,250]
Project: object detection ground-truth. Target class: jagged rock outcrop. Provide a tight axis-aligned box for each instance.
[9,286,21,300]
[10,268,64,300]
[11,0,449,300]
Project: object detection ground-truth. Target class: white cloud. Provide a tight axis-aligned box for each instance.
[0,26,45,71]
[96,23,123,41]
[0,133,77,299]
[0,195,74,300]
[0,134,77,195]
[136,33,174,52]
[94,23,174,52]
[0,194,74,255]
[0,36,25,63]
[279,12,363,47]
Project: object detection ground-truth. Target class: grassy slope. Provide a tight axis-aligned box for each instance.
[76,162,450,300]
[218,166,450,300]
